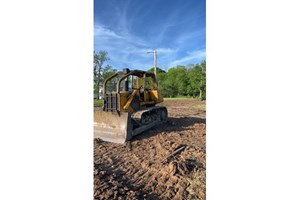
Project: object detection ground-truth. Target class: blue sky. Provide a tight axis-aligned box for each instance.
[94,0,206,71]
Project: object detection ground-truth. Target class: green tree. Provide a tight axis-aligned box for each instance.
[94,51,109,96]
[147,67,166,74]
[147,67,166,90]
[159,66,189,97]
[102,65,117,80]
[174,66,189,96]
[200,60,206,100]
[187,60,206,100]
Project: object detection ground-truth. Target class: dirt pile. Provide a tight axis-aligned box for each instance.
[94,99,206,200]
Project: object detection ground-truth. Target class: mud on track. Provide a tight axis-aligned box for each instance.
[94,99,206,200]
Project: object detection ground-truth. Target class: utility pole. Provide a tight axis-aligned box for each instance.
[147,49,157,76]
[154,49,157,75]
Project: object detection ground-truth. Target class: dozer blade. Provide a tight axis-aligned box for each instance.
[94,110,132,143]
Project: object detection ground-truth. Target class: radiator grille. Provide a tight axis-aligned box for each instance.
[103,93,118,112]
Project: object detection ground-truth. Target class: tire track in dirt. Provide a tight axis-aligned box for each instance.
[94,99,206,200]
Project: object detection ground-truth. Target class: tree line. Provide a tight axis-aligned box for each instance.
[94,51,206,100]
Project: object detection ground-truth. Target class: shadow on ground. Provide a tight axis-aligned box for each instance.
[131,116,206,142]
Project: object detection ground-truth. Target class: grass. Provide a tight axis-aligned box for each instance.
[164,96,206,100]
[164,96,194,100]
[94,99,104,107]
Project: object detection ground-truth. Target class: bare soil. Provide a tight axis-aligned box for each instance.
[94,99,206,200]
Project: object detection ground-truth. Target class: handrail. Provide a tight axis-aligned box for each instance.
[103,69,159,94]
[116,71,158,93]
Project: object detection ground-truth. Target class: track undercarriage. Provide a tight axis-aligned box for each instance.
[131,106,168,137]
[94,106,168,143]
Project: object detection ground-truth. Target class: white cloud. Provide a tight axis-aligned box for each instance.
[176,28,206,45]
[94,25,123,39]
[156,48,177,54]
[94,23,204,71]
[170,49,206,67]
[94,24,179,70]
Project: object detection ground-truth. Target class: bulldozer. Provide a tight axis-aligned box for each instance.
[94,68,168,143]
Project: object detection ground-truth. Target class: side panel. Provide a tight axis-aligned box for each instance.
[149,90,164,103]
[119,92,129,111]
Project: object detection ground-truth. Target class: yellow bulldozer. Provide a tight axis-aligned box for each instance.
[94,68,168,143]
